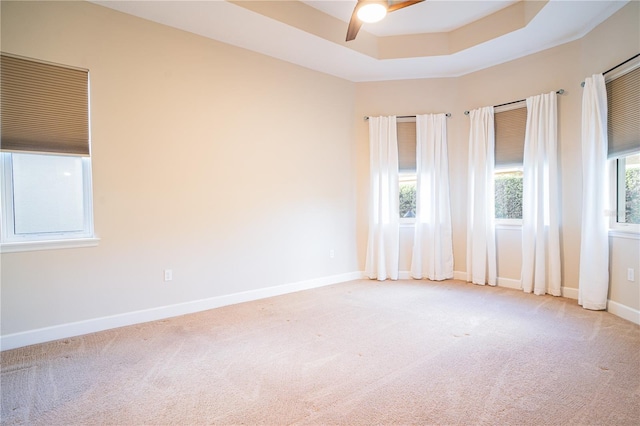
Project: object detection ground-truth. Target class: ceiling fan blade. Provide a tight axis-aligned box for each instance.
[346,1,365,41]
[345,0,424,41]
[387,0,424,13]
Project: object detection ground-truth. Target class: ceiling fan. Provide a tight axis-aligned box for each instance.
[346,0,425,41]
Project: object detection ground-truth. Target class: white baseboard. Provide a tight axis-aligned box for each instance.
[396,271,458,281]
[607,300,640,325]
[364,270,638,326]
[497,277,521,290]
[362,271,455,281]
[453,270,522,290]
[361,271,423,280]
[4,271,635,351]
[399,270,412,280]
[0,271,362,351]
[453,271,466,281]
[561,286,579,300]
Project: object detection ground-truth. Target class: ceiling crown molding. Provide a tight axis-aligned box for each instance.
[233,0,547,60]
[90,0,631,82]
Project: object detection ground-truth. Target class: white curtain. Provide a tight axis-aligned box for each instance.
[466,107,497,286]
[522,92,561,296]
[579,74,609,310]
[365,116,399,280]
[411,114,454,281]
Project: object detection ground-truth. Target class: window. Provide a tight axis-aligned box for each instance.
[1,153,94,242]
[399,175,416,219]
[607,57,640,231]
[0,53,96,252]
[397,118,416,220]
[494,104,526,223]
[616,153,640,225]
[495,169,523,219]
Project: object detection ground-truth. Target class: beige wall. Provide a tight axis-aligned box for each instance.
[579,0,640,313]
[355,1,640,310]
[1,1,639,339]
[0,0,358,335]
[354,77,460,273]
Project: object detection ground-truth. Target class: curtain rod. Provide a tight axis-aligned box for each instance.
[580,53,640,87]
[463,89,564,115]
[604,53,640,74]
[364,113,451,120]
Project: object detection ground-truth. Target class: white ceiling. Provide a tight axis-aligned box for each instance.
[302,0,520,35]
[93,1,629,82]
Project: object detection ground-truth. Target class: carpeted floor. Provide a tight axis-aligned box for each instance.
[1,279,639,425]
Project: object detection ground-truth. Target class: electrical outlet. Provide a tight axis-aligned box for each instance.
[164,269,173,282]
[329,249,335,259]
[627,268,635,282]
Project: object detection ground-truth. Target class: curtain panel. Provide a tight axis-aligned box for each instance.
[365,116,400,280]
[466,107,497,286]
[411,114,454,281]
[579,74,610,310]
[522,92,561,296]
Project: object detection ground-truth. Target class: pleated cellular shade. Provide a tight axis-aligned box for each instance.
[397,121,416,172]
[494,106,526,168]
[607,65,640,158]
[1,53,90,156]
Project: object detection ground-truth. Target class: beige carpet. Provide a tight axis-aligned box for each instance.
[1,279,639,425]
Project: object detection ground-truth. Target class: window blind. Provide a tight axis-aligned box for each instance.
[494,106,526,168]
[607,64,640,158]
[1,53,90,156]
[397,120,416,172]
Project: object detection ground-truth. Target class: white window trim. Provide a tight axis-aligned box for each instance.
[609,157,640,235]
[495,219,522,229]
[609,229,640,240]
[605,59,640,84]
[606,56,640,236]
[1,237,100,253]
[0,153,98,252]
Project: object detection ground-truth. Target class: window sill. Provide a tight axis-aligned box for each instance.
[609,229,640,240]
[496,221,522,230]
[1,237,100,253]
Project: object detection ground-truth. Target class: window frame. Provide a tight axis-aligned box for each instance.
[0,152,98,253]
[494,166,524,227]
[399,172,417,225]
[606,57,640,236]
[397,117,417,225]
[609,155,640,235]
[0,53,98,252]
[494,102,526,227]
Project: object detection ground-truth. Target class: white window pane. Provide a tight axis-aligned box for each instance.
[12,153,85,234]
[619,153,640,224]
[399,177,416,218]
[495,170,523,219]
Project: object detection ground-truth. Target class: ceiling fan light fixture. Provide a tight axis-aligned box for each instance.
[357,2,387,23]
